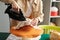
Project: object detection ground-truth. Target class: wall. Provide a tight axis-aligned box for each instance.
[0,2,10,33]
[57,0,60,1]
[40,0,51,25]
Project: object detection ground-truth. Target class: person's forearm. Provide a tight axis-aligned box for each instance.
[37,0,44,22]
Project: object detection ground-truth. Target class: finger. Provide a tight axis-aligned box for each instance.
[17,8,20,12]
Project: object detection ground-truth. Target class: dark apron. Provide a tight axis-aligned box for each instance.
[5,4,26,21]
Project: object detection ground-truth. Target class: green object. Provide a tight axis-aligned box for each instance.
[38,25,60,34]
[39,25,60,40]
[40,34,50,40]
[0,32,10,40]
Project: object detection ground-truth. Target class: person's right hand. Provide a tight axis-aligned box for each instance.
[25,18,38,26]
[12,0,20,13]
[30,18,38,26]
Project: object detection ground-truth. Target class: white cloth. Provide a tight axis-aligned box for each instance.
[14,18,39,29]
[13,18,32,29]
[17,0,32,17]
[6,34,41,40]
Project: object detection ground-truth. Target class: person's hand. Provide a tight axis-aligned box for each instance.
[31,18,38,26]
[25,18,38,26]
[12,0,20,12]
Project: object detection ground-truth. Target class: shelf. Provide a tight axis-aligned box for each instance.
[52,1,60,2]
[50,16,60,18]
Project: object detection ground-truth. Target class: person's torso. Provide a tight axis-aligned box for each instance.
[16,0,40,19]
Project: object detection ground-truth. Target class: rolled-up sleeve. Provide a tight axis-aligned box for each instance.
[0,0,14,4]
[37,0,44,22]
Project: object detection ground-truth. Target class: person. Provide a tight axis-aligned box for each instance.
[0,0,44,40]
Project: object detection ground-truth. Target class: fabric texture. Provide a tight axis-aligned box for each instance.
[6,34,41,40]
[0,0,44,22]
